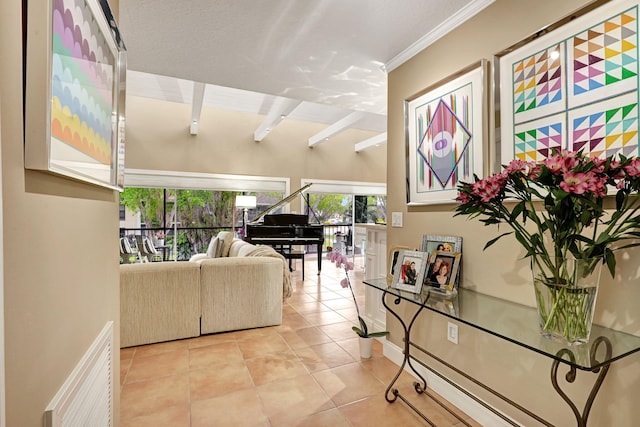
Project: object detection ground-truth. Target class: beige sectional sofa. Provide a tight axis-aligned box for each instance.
[120,261,201,348]
[120,234,290,348]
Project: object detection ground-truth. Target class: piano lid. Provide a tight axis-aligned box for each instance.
[249,183,313,224]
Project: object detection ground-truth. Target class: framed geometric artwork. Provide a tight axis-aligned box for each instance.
[404,59,488,205]
[25,0,127,190]
[496,0,639,165]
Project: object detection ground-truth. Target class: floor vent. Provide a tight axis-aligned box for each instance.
[45,321,113,427]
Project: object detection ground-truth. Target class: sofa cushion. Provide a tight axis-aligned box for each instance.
[229,239,255,257]
[218,231,235,257]
[206,236,223,258]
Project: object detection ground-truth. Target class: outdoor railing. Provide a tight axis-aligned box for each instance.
[120,223,358,262]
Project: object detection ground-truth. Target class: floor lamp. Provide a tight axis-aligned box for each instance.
[235,195,257,238]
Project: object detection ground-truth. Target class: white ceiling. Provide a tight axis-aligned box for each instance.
[118,0,493,146]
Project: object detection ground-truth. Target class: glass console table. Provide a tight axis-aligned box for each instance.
[363,278,640,427]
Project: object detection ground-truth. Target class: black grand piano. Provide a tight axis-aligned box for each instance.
[245,184,324,274]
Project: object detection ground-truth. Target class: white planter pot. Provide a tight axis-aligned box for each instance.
[359,336,373,359]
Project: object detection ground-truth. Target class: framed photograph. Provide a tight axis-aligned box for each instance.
[424,251,462,294]
[387,245,413,284]
[495,0,639,165]
[421,234,462,254]
[25,0,127,190]
[405,59,488,205]
[391,250,429,294]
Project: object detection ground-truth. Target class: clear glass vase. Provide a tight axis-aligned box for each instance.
[532,256,602,345]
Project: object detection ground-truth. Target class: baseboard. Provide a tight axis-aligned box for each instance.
[381,339,520,427]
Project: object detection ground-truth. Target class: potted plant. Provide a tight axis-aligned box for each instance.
[327,251,388,358]
[455,150,640,344]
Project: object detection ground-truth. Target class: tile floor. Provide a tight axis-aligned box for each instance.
[120,255,481,426]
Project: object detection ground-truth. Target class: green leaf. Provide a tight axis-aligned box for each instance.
[604,249,616,278]
[616,189,625,211]
[484,232,513,249]
[358,317,369,336]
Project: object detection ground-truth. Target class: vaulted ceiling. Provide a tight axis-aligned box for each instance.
[118,0,493,149]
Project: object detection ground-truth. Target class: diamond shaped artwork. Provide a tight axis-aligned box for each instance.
[418,99,472,189]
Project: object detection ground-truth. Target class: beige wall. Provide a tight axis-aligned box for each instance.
[1,0,121,426]
[125,96,387,192]
[387,0,640,425]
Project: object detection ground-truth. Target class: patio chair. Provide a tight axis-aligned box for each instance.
[135,235,162,262]
[119,237,135,264]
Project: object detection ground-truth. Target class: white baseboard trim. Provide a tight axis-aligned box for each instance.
[382,340,521,427]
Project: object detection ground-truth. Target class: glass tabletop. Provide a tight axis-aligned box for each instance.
[363,278,640,370]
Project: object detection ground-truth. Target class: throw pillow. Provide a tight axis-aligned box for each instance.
[217,231,235,257]
[206,236,222,258]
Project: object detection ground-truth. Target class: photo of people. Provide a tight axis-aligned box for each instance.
[421,235,462,290]
[387,246,412,284]
[426,256,452,288]
[400,260,418,286]
[424,250,461,293]
[421,235,462,255]
[391,250,429,294]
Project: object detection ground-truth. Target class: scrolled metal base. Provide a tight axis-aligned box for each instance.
[551,337,612,427]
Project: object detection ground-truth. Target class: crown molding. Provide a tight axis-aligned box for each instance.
[383,0,495,73]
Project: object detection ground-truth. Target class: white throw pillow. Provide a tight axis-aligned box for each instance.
[217,231,235,257]
[206,236,223,258]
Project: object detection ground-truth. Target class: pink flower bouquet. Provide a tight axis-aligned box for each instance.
[455,150,640,277]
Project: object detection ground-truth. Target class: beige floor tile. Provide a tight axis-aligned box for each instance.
[275,312,315,331]
[271,407,351,427]
[234,325,280,340]
[286,292,318,304]
[186,332,236,349]
[334,337,361,360]
[188,341,244,369]
[120,347,136,360]
[237,333,290,359]
[125,349,189,383]
[282,304,299,316]
[279,326,333,349]
[120,403,189,427]
[189,360,254,401]
[294,342,356,372]
[320,297,355,310]
[120,357,132,386]
[314,290,344,302]
[317,321,362,341]
[338,394,432,426]
[120,373,189,420]
[303,310,354,327]
[332,307,359,322]
[395,383,473,426]
[133,339,190,358]
[245,350,309,386]
[288,300,332,315]
[313,362,386,406]
[191,388,269,427]
[359,353,416,388]
[257,374,335,424]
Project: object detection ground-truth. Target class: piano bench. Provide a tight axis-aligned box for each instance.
[283,249,305,280]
